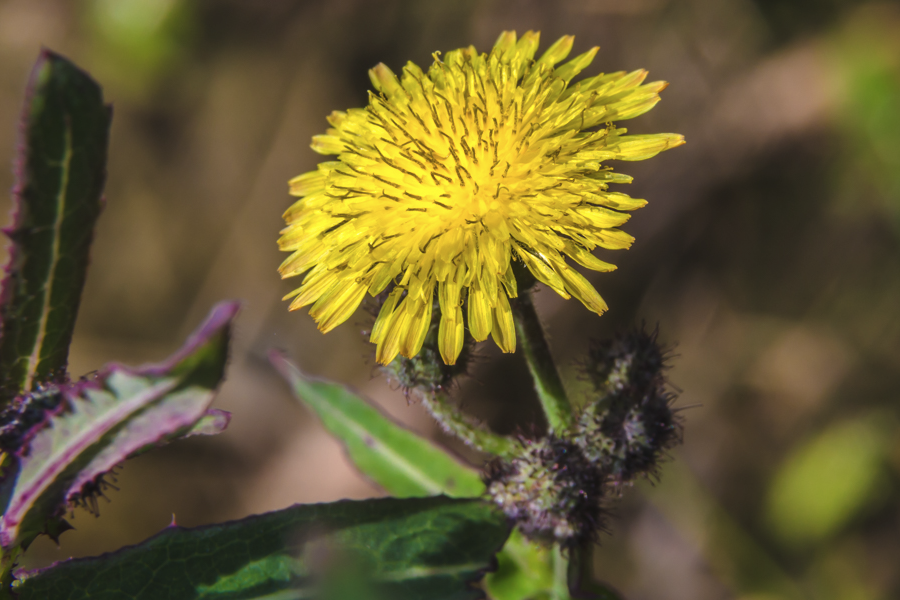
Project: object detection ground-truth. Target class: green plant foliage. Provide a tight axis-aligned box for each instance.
[0,302,237,551]
[271,352,484,499]
[0,51,111,404]
[15,496,511,600]
[485,530,554,600]
[765,416,889,547]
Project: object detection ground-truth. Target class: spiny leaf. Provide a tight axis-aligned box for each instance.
[15,496,511,600]
[270,352,485,499]
[0,302,238,550]
[0,51,111,404]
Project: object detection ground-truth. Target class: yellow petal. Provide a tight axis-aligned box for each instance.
[401,287,434,358]
[490,293,516,353]
[515,248,569,299]
[492,31,518,57]
[612,133,685,161]
[371,287,403,344]
[556,264,608,315]
[288,269,338,309]
[288,169,327,196]
[562,241,617,273]
[467,282,493,341]
[368,63,403,98]
[500,262,518,297]
[310,279,368,332]
[439,306,465,365]
[377,299,411,365]
[553,47,599,83]
[535,35,574,69]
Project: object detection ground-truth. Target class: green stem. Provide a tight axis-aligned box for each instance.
[0,545,22,599]
[551,545,571,600]
[566,543,624,600]
[420,391,517,457]
[511,292,573,434]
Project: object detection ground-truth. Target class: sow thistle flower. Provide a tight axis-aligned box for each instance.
[279,31,683,365]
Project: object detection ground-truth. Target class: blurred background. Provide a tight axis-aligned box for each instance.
[1,0,899,598]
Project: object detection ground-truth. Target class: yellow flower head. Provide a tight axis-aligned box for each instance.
[279,31,684,366]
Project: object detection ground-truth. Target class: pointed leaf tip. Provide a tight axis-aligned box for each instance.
[270,352,485,499]
[0,51,112,405]
[135,300,240,387]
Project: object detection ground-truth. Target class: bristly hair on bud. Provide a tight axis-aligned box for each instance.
[574,327,681,485]
[584,326,667,398]
[484,436,607,545]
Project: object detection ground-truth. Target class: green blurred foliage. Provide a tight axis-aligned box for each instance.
[765,416,890,547]
[829,7,900,228]
[83,0,192,95]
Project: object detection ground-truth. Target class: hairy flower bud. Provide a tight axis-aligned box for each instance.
[575,386,679,484]
[584,328,665,398]
[484,436,606,544]
[575,329,680,483]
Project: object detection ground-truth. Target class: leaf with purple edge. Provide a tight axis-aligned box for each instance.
[0,301,238,550]
[0,51,112,404]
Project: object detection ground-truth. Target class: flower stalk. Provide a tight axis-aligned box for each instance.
[419,391,517,457]
[551,545,570,600]
[512,292,573,434]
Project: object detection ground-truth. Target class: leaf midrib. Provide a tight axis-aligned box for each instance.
[24,119,72,392]
[300,380,446,496]
[196,560,487,599]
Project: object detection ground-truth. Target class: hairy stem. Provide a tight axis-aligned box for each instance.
[419,391,516,457]
[511,292,573,434]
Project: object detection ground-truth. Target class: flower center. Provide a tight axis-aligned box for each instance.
[361,56,550,245]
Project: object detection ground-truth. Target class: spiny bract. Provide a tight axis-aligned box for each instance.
[279,31,684,365]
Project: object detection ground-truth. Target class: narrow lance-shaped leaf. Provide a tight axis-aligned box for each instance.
[16,495,511,600]
[0,51,112,404]
[270,351,485,499]
[0,301,238,550]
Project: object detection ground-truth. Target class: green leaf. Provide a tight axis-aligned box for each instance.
[0,51,112,404]
[15,496,511,600]
[765,416,889,547]
[270,352,485,499]
[0,302,238,550]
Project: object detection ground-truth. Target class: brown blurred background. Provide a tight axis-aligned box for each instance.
[2,1,900,598]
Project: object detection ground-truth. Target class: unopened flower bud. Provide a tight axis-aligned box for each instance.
[584,328,665,398]
[484,436,606,545]
[575,328,680,483]
[575,385,679,484]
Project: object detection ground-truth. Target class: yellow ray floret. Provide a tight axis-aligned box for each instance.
[279,31,684,365]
